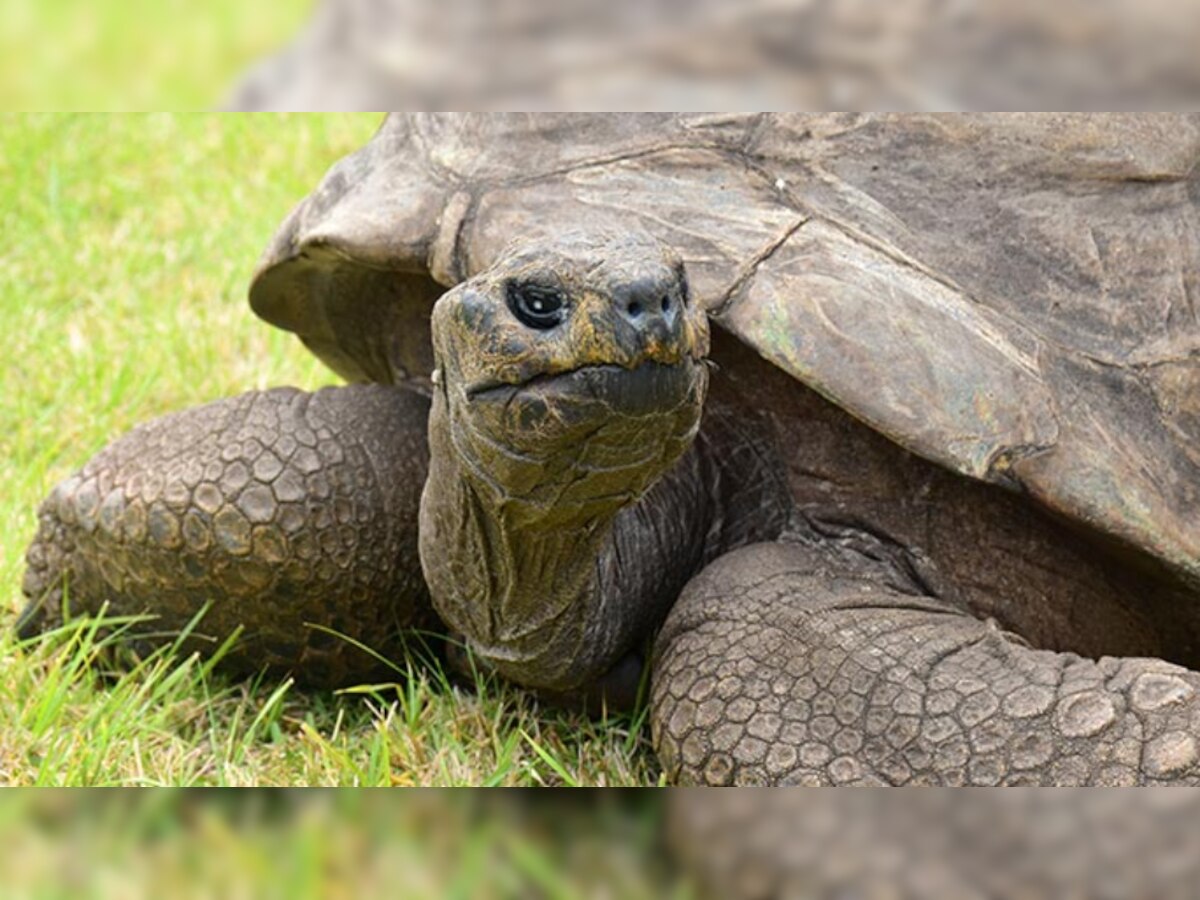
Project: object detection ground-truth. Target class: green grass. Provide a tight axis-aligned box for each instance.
[1,1,311,110]
[0,114,660,787]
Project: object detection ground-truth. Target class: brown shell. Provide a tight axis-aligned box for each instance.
[251,113,1200,583]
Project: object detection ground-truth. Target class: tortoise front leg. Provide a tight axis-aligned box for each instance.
[18,384,436,687]
[652,541,1200,785]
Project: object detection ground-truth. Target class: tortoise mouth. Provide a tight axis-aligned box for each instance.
[465,360,705,418]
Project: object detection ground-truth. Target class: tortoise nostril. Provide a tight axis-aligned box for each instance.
[661,296,671,313]
[627,300,643,317]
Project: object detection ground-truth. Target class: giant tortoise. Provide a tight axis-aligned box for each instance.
[19,113,1200,785]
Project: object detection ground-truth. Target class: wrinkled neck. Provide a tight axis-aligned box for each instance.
[419,396,673,689]
[419,395,793,693]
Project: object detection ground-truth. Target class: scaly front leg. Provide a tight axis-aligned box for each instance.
[653,541,1200,785]
[19,384,436,686]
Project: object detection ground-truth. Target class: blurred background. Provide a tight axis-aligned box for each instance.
[0,791,685,899]
[0,0,311,110]
[3,0,1200,110]
[7,789,1200,898]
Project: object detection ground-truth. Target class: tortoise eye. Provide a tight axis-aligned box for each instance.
[507,282,566,330]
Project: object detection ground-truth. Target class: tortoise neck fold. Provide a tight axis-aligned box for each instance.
[418,386,794,693]
[417,387,696,690]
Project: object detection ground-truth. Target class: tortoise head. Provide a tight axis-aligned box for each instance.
[419,231,710,684]
[428,230,710,519]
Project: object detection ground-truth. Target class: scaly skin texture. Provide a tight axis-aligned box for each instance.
[653,542,1200,785]
[20,384,433,686]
